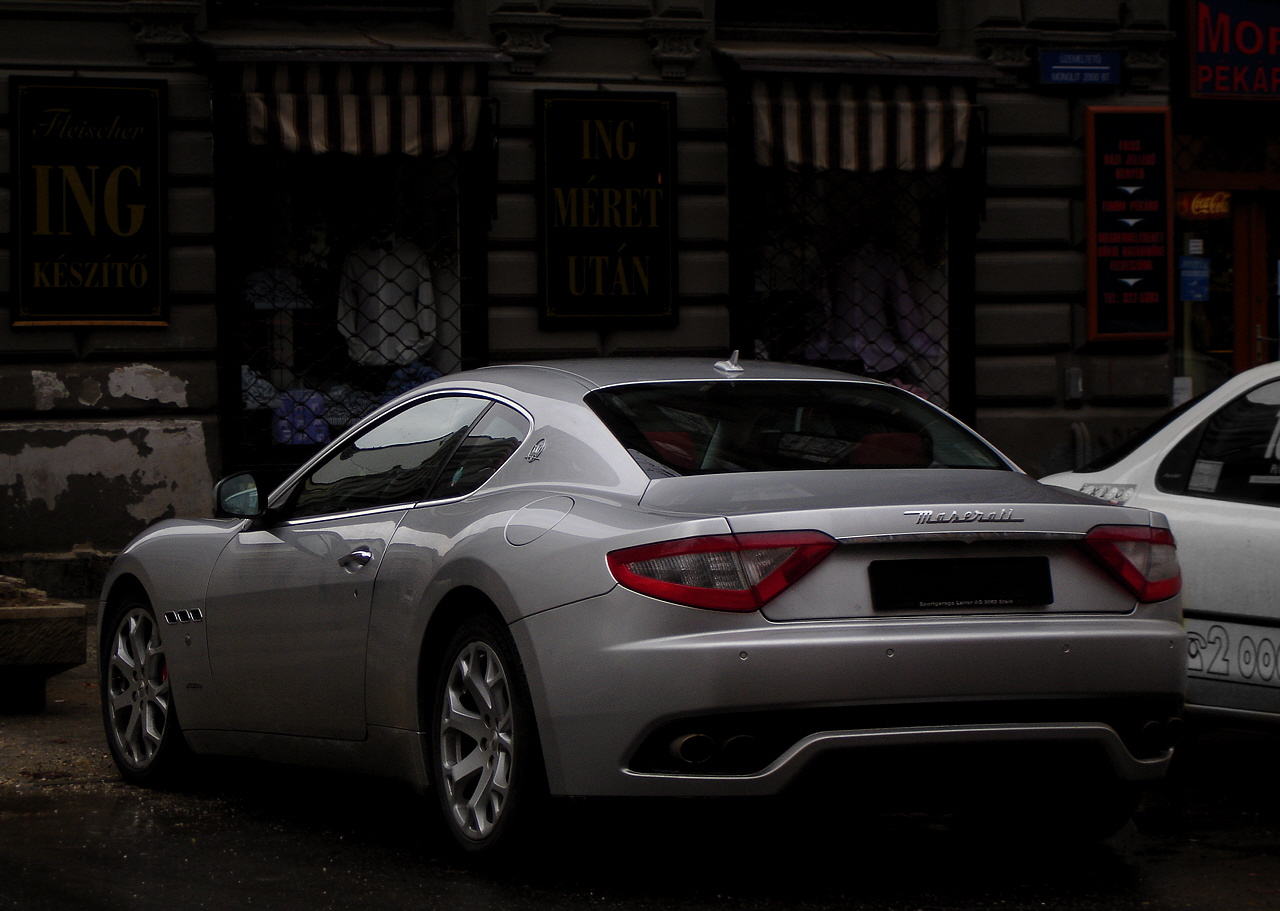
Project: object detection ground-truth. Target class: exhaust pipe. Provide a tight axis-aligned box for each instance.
[669,733,716,765]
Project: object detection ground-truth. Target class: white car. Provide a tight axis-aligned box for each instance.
[1043,361,1280,727]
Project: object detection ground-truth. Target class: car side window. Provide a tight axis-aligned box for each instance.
[290,395,490,518]
[1164,379,1280,505]
[428,403,530,500]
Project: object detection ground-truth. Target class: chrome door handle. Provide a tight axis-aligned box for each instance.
[339,548,373,569]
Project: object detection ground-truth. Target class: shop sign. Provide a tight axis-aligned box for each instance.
[1176,190,1233,219]
[12,78,166,326]
[1086,107,1174,340]
[1190,0,1280,99]
[537,93,676,326]
[1039,50,1122,85]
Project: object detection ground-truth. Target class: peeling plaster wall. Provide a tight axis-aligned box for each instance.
[0,421,215,554]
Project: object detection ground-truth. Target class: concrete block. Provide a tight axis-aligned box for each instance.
[0,361,218,412]
[962,0,1023,26]
[976,251,1085,296]
[677,250,728,295]
[0,600,86,713]
[166,74,214,121]
[975,302,1072,347]
[491,193,537,242]
[981,94,1071,140]
[678,195,728,242]
[1082,354,1170,399]
[0,303,81,357]
[168,188,215,236]
[975,355,1060,400]
[977,406,1170,477]
[1124,0,1171,28]
[609,304,729,354]
[677,141,728,187]
[986,147,1083,189]
[488,250,538,297]
[978,198,1073,244]
[169,246,216,293]
[675,87,727,132]
[169,131,214,177]
[498,137,536,184]
[488,305,603,358]
[1023,0,1120,28]
[81,304,217,355]
[490,82,536,129]
[0,418,217,553]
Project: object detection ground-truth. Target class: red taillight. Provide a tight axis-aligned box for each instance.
[607,531,838,611]
[1082,524,1181,603]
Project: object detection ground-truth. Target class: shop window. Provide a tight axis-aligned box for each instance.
[732,77,972,411]
[220,62,489,474]
[743,167,954,407]
[230,151,467,467]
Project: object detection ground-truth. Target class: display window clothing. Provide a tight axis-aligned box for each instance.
[337,232,437,367]
[805,241,943,373]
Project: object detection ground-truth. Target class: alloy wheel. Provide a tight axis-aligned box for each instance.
[438,638,516,842]
[105,605,172,771]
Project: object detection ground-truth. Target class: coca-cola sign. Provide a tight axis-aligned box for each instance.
[1176,190,1233,219]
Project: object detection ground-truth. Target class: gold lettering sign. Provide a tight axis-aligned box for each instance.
[537,93,676,325]
[12,79,166,327]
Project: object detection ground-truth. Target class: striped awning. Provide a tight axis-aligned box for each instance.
[751,78,971,172]
[242,63,484,156]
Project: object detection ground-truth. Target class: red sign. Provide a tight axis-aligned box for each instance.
[1191,0,1280,99]
[1176,190,1233,219]
[1086,107,1174,340]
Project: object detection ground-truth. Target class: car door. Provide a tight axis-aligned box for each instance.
[204,394,491,739]
[1131,378,1280,711]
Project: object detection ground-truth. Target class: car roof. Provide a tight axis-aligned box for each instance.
[467,357,885,392]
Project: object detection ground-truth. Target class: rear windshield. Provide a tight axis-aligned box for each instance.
[585,380,1009,477]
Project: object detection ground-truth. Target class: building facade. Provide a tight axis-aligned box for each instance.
[1,0,1261,591]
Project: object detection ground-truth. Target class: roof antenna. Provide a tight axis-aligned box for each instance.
[714,350,744,374]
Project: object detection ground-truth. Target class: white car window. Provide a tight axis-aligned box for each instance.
[1158,378,1280,506]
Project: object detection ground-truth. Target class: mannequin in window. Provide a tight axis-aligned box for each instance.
[805,229,940,375]
[337,219,436,367]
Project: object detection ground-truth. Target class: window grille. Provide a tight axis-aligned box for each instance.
[218,63,488,474]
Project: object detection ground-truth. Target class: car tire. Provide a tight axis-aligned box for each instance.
[101,592,189,784]
[429,614,545,855]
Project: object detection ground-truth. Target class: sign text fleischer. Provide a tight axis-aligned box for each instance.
[13,79,166,326]
[538,93,676,326]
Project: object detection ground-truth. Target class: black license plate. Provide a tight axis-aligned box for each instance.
[868,556,1053,612]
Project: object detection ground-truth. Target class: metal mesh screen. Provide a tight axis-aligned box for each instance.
[744,167,953,407]
[228,150,466,467]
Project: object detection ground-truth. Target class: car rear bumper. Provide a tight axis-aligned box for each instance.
[513,589,1186,796]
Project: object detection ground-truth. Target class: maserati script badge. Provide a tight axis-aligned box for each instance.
[904,508,1025,525]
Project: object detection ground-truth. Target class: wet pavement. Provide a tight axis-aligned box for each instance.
[3,618,1280,910]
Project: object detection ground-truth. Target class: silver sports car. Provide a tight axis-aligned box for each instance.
[100,358,1186,852]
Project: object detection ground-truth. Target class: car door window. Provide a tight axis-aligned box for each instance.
[1159,379,1280,505]
[290,395,490,518]
[428,403,529,500]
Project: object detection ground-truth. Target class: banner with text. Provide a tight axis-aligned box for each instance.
[1087,107,1174,340]
[12,79,166,326]
[537,93,676,326]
